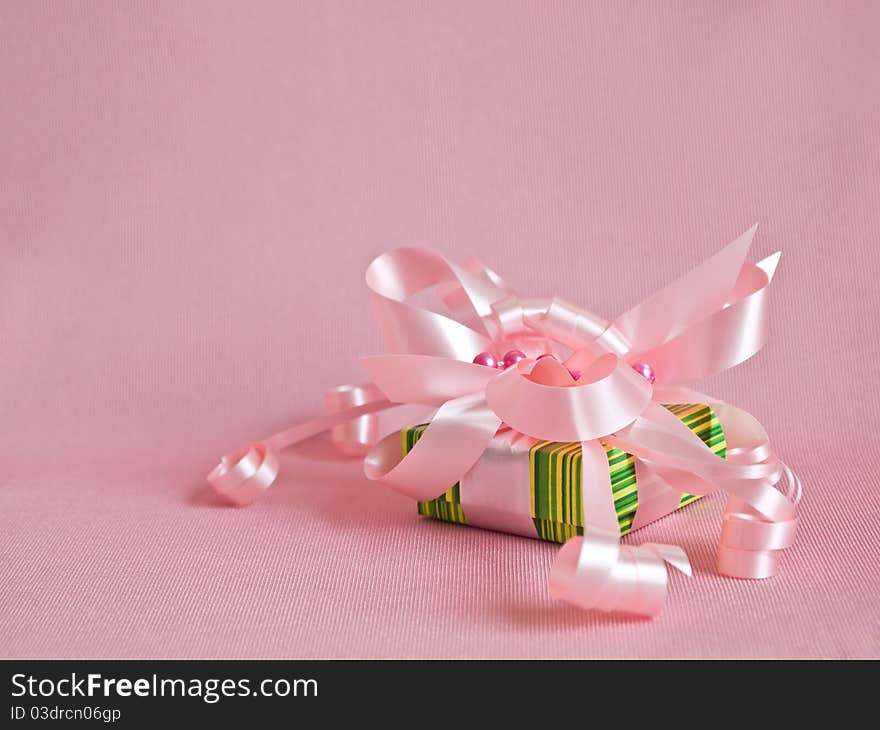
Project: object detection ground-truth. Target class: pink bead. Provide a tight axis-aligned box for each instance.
[568,368,582,381]
[502,349,527,369]
[472,351,498,368]
[632,362,656,384]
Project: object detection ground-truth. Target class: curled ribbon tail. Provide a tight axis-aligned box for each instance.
[610,396,802,583]
[207,442,280,507]
[547,439,691,618]
[207,394,396,506]
[549,533,692,619]
[691,393,801,580]
[717,462,801,579]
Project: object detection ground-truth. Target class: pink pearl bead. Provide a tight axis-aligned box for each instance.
[502,349,527,369]
[632,362,656,384]
[472,351,498,368]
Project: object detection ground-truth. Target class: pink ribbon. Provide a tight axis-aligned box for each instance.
[207,224,801,617]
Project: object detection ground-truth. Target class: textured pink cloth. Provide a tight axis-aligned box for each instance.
[1,1,878,658]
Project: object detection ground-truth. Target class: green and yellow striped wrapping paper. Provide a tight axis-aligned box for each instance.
[406,403,726,543]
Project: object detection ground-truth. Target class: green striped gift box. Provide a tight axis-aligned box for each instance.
[406,403,726,543]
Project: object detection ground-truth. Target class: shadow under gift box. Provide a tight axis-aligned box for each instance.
[405,403,726,543]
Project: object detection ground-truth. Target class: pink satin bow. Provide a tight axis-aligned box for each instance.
[207,224,801,617]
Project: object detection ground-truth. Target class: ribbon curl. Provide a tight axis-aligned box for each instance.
[207,225,801,617]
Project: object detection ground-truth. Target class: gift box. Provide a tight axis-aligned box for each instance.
[209,231,801,617]
[409,403,726,543]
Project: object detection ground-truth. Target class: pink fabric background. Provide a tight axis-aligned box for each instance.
[2,1,878,658]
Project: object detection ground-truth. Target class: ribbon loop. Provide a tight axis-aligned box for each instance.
[486,354,652,442]
[523,297,612,349]
[363,391,502,502]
